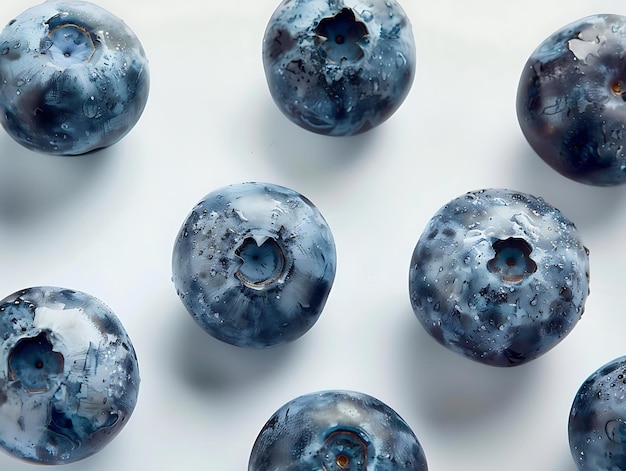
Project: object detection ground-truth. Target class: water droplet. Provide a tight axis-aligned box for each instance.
[396,52,407,68]
[361,10,373,22]
[1,48,8,55]
[83,97,98,118]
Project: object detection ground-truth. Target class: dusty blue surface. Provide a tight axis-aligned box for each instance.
[172,182,336,348]
[569,356,626,470]
[249,390,428,470]
[262,0,415,136]
[0,287,139,464]
[517,14,626,185]
[409,189,590,367]
[0,0,149,155]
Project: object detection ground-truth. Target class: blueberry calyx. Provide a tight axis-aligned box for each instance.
[41,22,97,65]
[315,8,368,63]
[611,80,626,99]
[234,236,286,290]
[321,427,370,470]
[8,332,64,393]
[487,237,538,283]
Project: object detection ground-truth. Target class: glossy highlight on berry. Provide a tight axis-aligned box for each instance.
[262,0,416,136]
[0,286,140,464]
[0,0,150,155]
[517,14,626,185]
[248,390,428,470]
[409,189,590,367]
[172,182,337,348]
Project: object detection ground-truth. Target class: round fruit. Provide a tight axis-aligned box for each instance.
[0,286,140,464]
[517,14,626,185]
[0,0,150,155]
[248,390,428,470]
[408,188,590,367]
[172,182,336,348]
[262,0,416,136]
[569,356,626,470]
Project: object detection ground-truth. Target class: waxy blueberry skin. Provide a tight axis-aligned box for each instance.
[569,356,626,470]
[262,0,416,136]
[517,14,626,186]
[409,189,590,367]
[248,390,428,471]
[0,0,150,155]
[172,182,336,348]
[0,286,140,464]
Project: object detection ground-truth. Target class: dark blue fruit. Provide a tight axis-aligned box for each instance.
[249,390,428,470]
[409,188,590,367]
[517,14,626,185]
[262,0,415,136]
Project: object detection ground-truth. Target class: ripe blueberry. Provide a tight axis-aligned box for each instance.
[249,390,428,470]
[262,0,416,136]
[517,14,626,185]
[0,0,150,155]
[569,356,626,470]
[0,286,139,464]
[172,182,336,348]
[409,189,590,367]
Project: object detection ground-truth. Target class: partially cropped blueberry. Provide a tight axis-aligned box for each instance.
[517,14,626,185]
[248,390,428,471]
[172,182,336,348]
[0,0,150,155]
[0,286,140,464]
[262,0,416,136]
[409,189,590,367]
[569,356,626,470]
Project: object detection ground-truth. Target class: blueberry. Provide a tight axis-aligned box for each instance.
[262,0,416,136]
[248,390,428,470]
[0,0,150,155]
[172,182,336,348]
[0,286,140,464]
[408,189,590,367]
[517,14,626,186]
[569,356,626,470]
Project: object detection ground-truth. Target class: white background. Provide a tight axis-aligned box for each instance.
[1,0,626,470]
